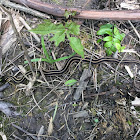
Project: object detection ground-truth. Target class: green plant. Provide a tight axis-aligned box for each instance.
[97,24,125,56]
[64,10,77,19]
[25,35,76,64]
[29,17,84,64]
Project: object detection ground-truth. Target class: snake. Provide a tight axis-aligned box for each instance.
[5,55,140,83]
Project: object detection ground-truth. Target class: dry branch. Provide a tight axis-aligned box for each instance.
[9,0,140,20]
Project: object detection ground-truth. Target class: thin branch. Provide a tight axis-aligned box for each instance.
[12,123,38,140]
[9,0,140,20]
[0,0,50,19]
[128,20,140,40]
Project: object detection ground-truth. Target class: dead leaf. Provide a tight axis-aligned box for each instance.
[48,117,53,135]
[120,0,139,10]
[0,13,23,54]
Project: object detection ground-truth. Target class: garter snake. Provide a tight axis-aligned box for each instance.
[5,55,140,83]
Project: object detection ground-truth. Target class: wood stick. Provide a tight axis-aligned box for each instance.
[9,0,140,20]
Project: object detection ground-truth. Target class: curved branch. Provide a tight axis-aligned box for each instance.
[9,0,140,20]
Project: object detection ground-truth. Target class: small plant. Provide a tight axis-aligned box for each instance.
[29,14,84,64]
[97,24,125,56]
[24,35,76,64]
[64,10,78,19]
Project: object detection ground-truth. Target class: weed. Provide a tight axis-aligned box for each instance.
[97,24,125,56]
[28,12,84,64]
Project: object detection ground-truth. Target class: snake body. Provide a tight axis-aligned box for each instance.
[6,55,140,83]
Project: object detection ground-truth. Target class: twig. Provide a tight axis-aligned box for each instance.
[128,20,140,40]
[0,0,50,19]
[0,5,35,77]
[32,93,42,110]
[133,128,140,140]
[114,53,127,83]
[19,16,40,43]
[51,51,61,70]
[26,81,62,115]
[0,11,2,74]
[82,0,91,9]
[2,47,34,74]
[64,114,75,139]
[12,123,38,140]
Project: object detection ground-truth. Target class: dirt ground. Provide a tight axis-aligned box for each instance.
[0,0,140,140]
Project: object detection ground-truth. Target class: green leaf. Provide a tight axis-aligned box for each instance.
[127,120,132,126]
[121,33,125,38]
[65,21,80,35]
[106,48,113,56]
[114,33,125,41]
[49,30,65,46]
[97,39,102,43]
[94,118,99,123]
[52,52,76,62]
[114,26,120,35]
[115,43,121,49]
[114,34,122,41]
[113,28,125,41]
[30,19,84,58]
[68,37,84,58]
[110,45,116,52]
[41,36,53,63]
[100,24,113,29]
[30,20,65,35]
[30,20,66,47]
[121,46,125,51]
[112,38,120,46]
[115,43,125,52]
[64,10,71,19]
[29,20,50,34]
[72,104,78,107]
[65,79,77,86]
[64,10,77,19]
[96,24,126,56]
[105,30,113,36]
[104,41,113,48]
[24,53,76,64]
[71,11,77,16]
[52,102,58,121]
[97,28,112,35]
[103,36,113,41]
